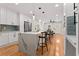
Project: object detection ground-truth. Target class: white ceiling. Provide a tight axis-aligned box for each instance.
[0,3,64,22]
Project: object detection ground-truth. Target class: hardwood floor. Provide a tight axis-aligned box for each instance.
[47,34,64,56]
[0,34,64,56]
[36,34,64,56]
[0,44,27,56]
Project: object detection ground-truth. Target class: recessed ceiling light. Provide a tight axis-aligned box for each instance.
[15,3,19,5]
[55,4,59,7]
[64,3,66,6]
[56,14,58,16]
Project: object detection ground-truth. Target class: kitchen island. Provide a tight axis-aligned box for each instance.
[65,35,77,56]
[18,32,41,56]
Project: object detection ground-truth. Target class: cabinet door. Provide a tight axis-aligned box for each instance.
[0,8,7,24]
[10,12,18,25]
[9,32,14,43]
[6,9,13,25]
[11,12,15,25]
[6,9,18,25]
[0,33,9,46]
[12,32,18,42]
[9,32,18,43]
[12,12,18,25]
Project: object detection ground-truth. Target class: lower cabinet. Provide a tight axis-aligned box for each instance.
[0,32,19,47]
[8,32,18,43]
[0,33,9,46]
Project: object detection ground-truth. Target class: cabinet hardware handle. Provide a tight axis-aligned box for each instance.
[73,3,78,24]
[74,12,78,24]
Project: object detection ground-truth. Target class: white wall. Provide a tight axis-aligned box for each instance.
[52,22,64,34]
[45,22,64,34]
[19,14,64,34]
[39,18,64,34]
[19,14,24,32]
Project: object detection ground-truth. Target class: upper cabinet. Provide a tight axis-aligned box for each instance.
[6,9,19,25]
[0,8,7,24]
[12,12,19,25]
[65,3,74,16]
[0,7,19,25]
[6,9,13,25]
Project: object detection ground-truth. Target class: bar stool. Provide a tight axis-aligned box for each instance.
[47,31,55,43]
[37,32,48,55]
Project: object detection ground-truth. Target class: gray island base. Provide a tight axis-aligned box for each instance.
[18,32,41,56]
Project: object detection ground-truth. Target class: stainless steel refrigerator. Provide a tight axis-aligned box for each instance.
[24,21,32,32]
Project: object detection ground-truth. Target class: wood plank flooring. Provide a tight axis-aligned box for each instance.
[0,44,27,56]
[36,33,64,56]
[0,33,64,56]
[47,34,64,56]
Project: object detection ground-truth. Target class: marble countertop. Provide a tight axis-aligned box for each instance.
[66,35,77,48]
[20,31,43,34]
[67,35,76,42]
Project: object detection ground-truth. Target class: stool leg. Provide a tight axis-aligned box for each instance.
[46,41,48,51]
[45,38,48,51]
[37,38,40,51]
[42,38,43,55]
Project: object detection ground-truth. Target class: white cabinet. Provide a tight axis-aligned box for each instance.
[0,32,19,46]
[8,32,15,43]
[8,32,18,43]
[12,12,18,25]
[0,8,7,24]
[0,33,9,46]
[6,9,19,25]
[6,9,13,25]
[0,7,19,25]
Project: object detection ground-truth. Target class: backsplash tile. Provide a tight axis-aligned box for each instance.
[0,24,19,32]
